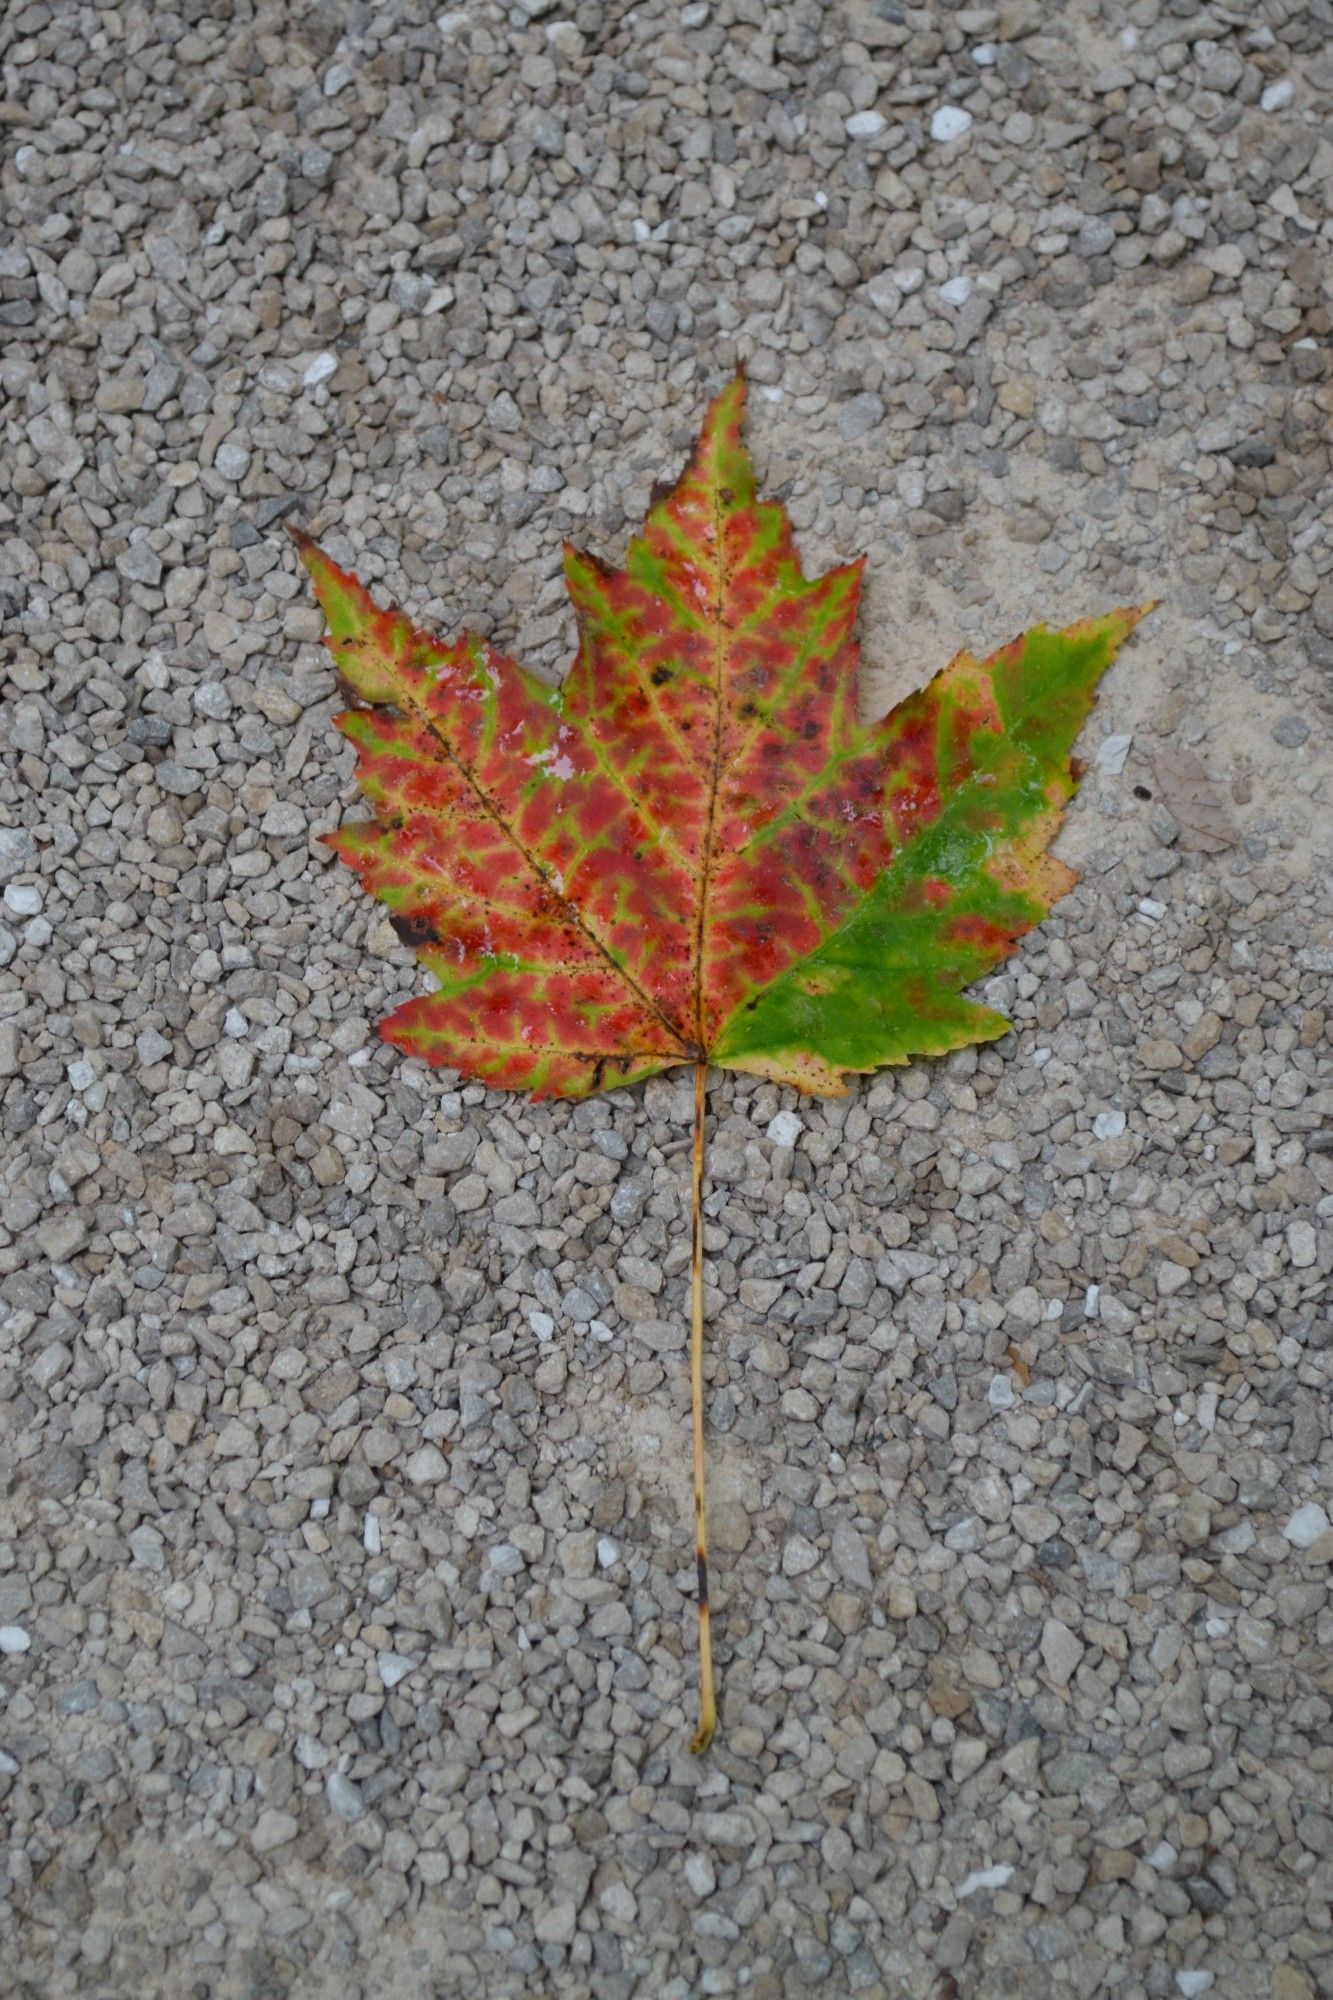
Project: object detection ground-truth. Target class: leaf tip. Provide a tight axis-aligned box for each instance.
[564,540,614,586]
[285,523,331,582]
[1108,598,1159,641]
[704,366,748,433]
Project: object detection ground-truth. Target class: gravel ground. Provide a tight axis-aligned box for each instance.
[2,2,1331,1997]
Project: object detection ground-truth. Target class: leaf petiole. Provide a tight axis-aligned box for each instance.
[688,1058,717,1753]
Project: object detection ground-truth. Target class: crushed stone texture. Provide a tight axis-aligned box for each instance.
[1,2,1331,1998]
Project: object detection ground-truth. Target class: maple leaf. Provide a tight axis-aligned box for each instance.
[290,374,1151,1750]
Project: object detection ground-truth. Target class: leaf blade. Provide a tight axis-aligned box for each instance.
[291,411,1151,1099]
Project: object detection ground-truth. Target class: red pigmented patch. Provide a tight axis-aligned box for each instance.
[947,912,1018,955]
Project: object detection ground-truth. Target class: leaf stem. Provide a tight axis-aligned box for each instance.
[689,1058,717,1753]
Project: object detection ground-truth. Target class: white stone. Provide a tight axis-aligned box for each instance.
[0,1626,31,1655]
[846,110,886,138]
[1040,1617,1084,1688]
[251,1808,298,1853]
[1095,733,1132,773]
[405,1444,449,1485]
[972,1472,1012,1523]
[831,1520,872,1590]
[535,1902,577,1946]
[1287,1220,1317,1268]
[931,106,973,143]
[214,439,251,481]
[988,1374,1016,1411]
[766,1110,803,1148]
[327,1770,364,1819]
[864,271,902,316]
[1093,1109,1126,1140]
[486,1542,525,1577]
[600,1883,637,1923]
[378,1651,417,1687]
[0,828,34,881]
[782,1533,820,1576]
[940,275,974,306]
[1283,1503,1330,1550]
[1260,79,1293,111]
[303,352,338,387]
[261,801,306,837]
[1175,1975,1214,1998]
[684,1852,716,1897]
[3,884,42,917]
[957,1863,1014,1898]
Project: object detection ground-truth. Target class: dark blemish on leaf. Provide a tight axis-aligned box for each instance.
[696,1553,709,1610]
[651,665,674,686]
[719,488,734,506]
[1070,755,1087,782]
[391,913,439,949]
[802,721,818,739]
